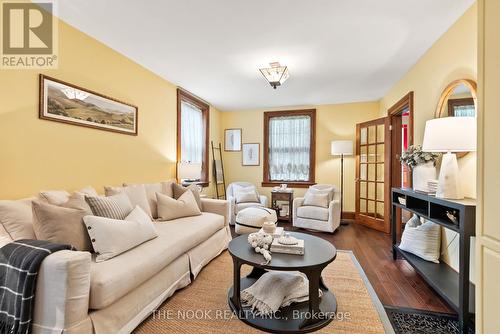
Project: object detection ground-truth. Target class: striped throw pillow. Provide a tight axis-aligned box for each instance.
[85,193,133,220]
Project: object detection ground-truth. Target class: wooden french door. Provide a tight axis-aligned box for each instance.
[355,117,391,233]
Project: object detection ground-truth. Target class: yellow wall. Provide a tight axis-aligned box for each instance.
[220,102,380,212]
[477,0,500,332]
[379,4,477,276]
[0,17,221,199]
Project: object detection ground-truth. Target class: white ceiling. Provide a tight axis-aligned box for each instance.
[57,0,474,111]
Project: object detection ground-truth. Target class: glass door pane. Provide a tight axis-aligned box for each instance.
[356,118,389,233]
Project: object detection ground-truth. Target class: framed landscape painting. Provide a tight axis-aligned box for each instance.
[224,128,242,151]
[39,75,138,135]
[242,143,260,166]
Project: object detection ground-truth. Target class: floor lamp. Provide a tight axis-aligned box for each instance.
[331,140,353,223]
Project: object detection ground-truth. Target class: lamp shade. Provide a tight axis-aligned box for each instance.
[177,162,202,180]
[422,117,476,152]
[331,140,353,156]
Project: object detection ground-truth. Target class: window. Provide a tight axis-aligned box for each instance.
[262,109,316,187]
[177,89,209,186]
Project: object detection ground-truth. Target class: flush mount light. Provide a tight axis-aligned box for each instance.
[259,62,290,89]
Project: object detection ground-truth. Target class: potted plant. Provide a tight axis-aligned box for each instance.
[399,145,441,192]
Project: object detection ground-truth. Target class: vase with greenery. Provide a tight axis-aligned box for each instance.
[400,145,440,192]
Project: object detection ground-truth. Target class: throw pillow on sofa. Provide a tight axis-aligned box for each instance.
[172,183,202,210]
[123,180,175,219]
[156,191,202,221]
[32,200,93,252]
[85,192,133,220]
[233,185,259,203]
[399,214,441,263]
[83,206,158,262]
[40,191,93,214]
[0,198,37,246]
[104,184,153,218]
[303,192,329,208]
[39,186,98,205]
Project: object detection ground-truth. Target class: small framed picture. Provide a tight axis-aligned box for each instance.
[242,143,260,166]
[224,128,242,151]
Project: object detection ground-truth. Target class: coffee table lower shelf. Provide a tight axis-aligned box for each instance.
[227,276,337,334]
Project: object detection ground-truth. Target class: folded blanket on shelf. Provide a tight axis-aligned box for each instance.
[0,239,74,334]
[241,271,323,316]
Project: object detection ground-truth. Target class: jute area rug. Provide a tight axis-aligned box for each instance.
[135,250,390,333]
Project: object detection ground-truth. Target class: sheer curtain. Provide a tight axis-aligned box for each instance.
[453,105,476,117]
[180,101,203,164]
[269,115,311,181]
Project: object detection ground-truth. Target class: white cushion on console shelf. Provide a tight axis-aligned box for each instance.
[399,214,441,263]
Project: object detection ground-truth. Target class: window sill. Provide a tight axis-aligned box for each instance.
[261,181,316,188]
[181,181,209,188]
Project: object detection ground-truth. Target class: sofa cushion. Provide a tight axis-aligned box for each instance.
[38,190,70,205]
[156,191,201,221]
[84,206,158,262]
[0,198,36,245]
[297,206,329,221]
[88,212,224,309]
[172,183,202,211]
[32,200,93,252]
[123,181,175,219]
[85,193,133,220]
[104,184,152,218]
[39,187,98,205]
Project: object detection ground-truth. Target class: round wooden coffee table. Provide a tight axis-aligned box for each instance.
[227,232,337,333]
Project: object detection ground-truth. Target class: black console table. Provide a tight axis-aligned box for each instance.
[391,188,475,334]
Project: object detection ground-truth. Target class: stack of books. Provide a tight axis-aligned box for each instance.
[270,238,305,255]
[427,179,439,195]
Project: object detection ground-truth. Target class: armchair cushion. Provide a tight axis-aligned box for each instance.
[307,186,335,202]
[236,202,264,212]
[297,206,329,221]
[233,185,260,204]
[303,192,329,208]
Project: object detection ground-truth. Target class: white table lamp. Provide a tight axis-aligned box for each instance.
[422,117,476,199]
[177,162,202,182]
[331,140,353,220]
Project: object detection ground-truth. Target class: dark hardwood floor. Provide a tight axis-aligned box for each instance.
[231,221,454,314]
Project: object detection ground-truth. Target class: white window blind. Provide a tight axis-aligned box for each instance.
[268,115,311,181]
[180,101,203,164]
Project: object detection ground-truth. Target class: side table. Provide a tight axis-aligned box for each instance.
[271,190,294,223]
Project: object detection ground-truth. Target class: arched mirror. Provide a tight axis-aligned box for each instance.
[435,79,477,118]
[434,79,477,158]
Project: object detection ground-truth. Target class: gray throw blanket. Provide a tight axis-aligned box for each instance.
[241,271,323,315]
[0,239,74,334]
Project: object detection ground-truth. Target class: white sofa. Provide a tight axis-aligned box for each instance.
[226,182,268,225]
[0,191,231,334]
[292,184,341,233]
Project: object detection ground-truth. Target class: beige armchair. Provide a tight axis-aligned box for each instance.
[226,182,268,225]
[293,184,341,233]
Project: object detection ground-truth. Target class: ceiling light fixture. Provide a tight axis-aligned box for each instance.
[259,62,290,89]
